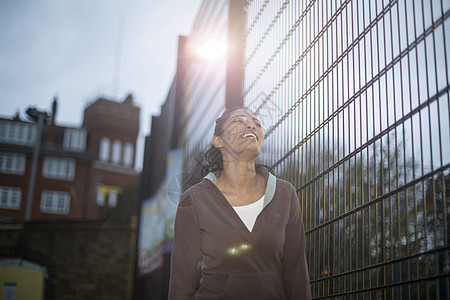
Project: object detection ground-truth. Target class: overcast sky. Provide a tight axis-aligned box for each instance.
[0,0,202,168]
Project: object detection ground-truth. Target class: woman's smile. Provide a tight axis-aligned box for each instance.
[240,131,258,141]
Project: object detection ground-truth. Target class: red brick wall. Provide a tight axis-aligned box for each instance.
[0,157,94,221]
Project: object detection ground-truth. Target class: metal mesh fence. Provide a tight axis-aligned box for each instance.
[183,0,229,175]
[184,0,450,298]
[244,0,450,298]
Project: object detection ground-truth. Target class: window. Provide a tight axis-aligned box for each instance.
[111,140,122,164]
[3,283,16,300]
[109,190,118,207]
[42,157,75,180]
[0,187,21,210]
[0,152,25,175]
[123,142,134,167]
[99,137,110,162]
[0,121,36,145]
[63,128,87,152]
[96,192,105,206]
[96,185,106,206]
[40,190,70,214]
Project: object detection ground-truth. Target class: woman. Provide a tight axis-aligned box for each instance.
[169,107,311,299]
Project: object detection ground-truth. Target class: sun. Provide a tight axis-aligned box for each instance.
[196,39,227,61]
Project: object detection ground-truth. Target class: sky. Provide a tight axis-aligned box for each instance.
[0,0,203,170]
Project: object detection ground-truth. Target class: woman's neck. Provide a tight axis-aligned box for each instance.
[218,160,259,193]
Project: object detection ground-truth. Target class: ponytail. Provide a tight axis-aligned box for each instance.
[201,145,224,177]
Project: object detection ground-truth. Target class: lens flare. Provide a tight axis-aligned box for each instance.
[226,243,252,256]
[196,39,227,60]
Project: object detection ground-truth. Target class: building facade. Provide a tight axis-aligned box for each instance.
[0,94,139,222]
[83,94,140,219]
[134,37,188,299]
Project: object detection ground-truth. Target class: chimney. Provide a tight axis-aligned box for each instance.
[47,96,58,144]
[12,110,21,121]
[51,97,57,125]
[123,93,133,104]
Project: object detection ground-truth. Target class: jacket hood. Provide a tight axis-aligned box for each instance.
[204,166,277,208]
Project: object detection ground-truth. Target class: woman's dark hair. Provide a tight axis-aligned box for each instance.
[200,106,273,177]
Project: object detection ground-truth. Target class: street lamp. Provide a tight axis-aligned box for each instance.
[25,107,50,221]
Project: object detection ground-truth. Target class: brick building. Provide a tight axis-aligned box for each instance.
[0,95,140,299]
[82,94,140,219]
[0,94,139,221]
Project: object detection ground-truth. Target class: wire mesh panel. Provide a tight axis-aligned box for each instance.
[244,0,450,298]
[183,0,229,174]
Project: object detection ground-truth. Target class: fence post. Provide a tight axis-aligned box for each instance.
[225,0,246,109]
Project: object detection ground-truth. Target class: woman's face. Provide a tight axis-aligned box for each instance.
[214,108,264,161]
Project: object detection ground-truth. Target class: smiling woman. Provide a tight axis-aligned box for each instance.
[202,107,264,179]
[168,107,312,299]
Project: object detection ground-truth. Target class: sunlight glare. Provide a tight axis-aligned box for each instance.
[196,39,227,60]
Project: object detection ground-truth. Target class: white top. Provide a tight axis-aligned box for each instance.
[232,194,265,232]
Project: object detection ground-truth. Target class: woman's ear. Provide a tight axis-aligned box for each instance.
[212,136,223,148]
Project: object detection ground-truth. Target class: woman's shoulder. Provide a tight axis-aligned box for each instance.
[256,166,297,198]
[178,178,212,207]
[273,177,300,206]
[275,176,297,193]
